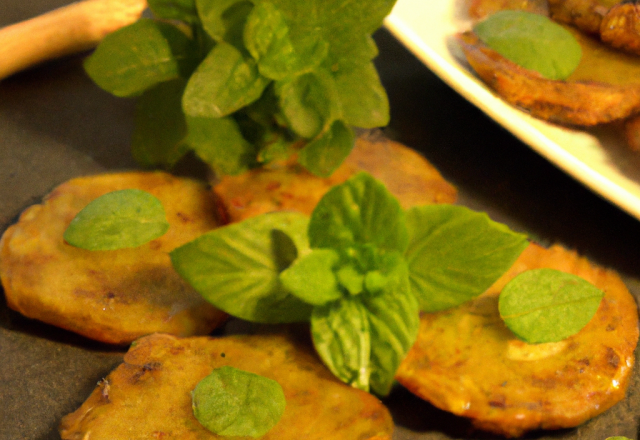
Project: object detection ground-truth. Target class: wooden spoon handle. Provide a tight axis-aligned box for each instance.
[0,0,147,80]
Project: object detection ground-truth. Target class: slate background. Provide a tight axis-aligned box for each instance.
[1,2,640,439]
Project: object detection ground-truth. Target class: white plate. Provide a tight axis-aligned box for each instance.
[384,0,640,221]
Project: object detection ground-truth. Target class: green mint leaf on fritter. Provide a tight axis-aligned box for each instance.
[308,172,408,253]
[192,366,285,437]
[84,19,199,97]
[474,10,582,80]
[64,189,169,250]
[170,211,313,323]
[405,204,529,312]
[499,268,604,343]
[131,79,190,168]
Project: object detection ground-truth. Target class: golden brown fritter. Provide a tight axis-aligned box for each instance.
[59,331,394,440]
[0,171,227,345]
[548,0,615,34]
[457,30,640,126]
[214,134,457,223]
[601,1,640,55]
[395,243,639,437]
[468,0,549,21]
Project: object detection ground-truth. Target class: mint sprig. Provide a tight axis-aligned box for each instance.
[84,0,393,177]
[171,172,530,394]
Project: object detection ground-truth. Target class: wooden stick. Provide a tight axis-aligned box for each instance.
[0,0,147,80]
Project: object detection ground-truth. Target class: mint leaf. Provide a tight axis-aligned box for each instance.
[499,268,604,343]
[311,296,372,392]
[360,256,417,396]
[311,253,417,395]
[131,79,190,168]
[148,0,199,24]
[276,71,338,139]
[334,62,389,129]
[197,0,253,44]
[183,41,269,118]
[298,120,355,178]
[405,204,528,312]
[64,189,169,250]
[84,19,198,97]
[308,173,408,253]
[192,366,285,437]
[279,249,342,306]
[170,212,313,323]
[474,10,582,80]
[185,115,258,175]
[244,1,328,80]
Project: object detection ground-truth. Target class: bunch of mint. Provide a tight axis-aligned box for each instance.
[84,0,395,177]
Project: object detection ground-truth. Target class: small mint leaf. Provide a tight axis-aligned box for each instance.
[474,10,582,80]
[334,62,389,128]
[84,19,198,97]
[276,71,337,139]
[183,41,269,118]
[148,0,199,24]
[308,172,408,253]
[311,296,372,392]
[192,366,285,437]
[185,114,258,175]
[499,268,604,343]
[64,189,169,250]
[279,249,342,306]
[244,1,328,80]
[131,78,190,168]
[298,120,355,178]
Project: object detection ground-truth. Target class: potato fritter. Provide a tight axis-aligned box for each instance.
[395,243,639,437]
[0,171,227,344]
[548,0,614,34]
[600,1,640,55]
[468,0,548,20]
[59,331,394,439]
[457,30,640,126]
[214,133,457,223]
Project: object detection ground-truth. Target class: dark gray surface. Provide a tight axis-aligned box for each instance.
[1,2,640,439]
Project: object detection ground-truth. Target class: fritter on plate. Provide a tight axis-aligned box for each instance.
[395,243,639,437]
[468,0,548,20]
[548,0,640,56]
[0,171,227,345]
[59,331,394,439]
[457,30,640,126]
[214,133,457,223]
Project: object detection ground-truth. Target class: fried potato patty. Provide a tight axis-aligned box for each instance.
[0,171,227,344]
[214,133,457,223]
[59,331,394,439]
[468,0,548,20]
[395,243,639,437]
[457,30,640,126]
